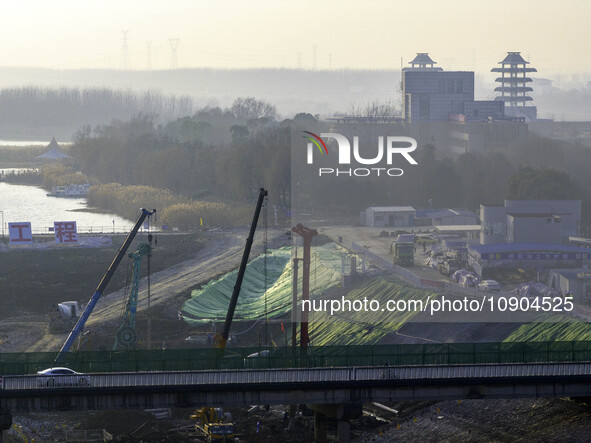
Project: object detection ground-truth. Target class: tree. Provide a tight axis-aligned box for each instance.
[230,125,249,143]
[507,167,581,200]
[230,97,277,120]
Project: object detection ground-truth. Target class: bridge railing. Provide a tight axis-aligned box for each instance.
[5,361,591,391]
[2,341,591,376]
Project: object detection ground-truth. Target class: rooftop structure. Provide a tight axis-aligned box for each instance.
[405,53,443,71]
[492,52,537,121]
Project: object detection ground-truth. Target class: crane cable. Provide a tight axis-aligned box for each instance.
[146,212,154,350]
[118,257,134,323]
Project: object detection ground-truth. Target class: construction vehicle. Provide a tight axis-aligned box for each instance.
[56,208,156,361]
[393,241,414,267]
[113,241,152,350]
[190,407,235,442]
[189,189,266,439]
[49,301,83,333]
[215,188,267,350]
[438,251,463,276]
[439,256,461,276]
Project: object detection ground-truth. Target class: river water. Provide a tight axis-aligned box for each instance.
[0,182,134,235]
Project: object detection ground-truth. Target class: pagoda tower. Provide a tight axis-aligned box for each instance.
[405,52,443,71]
[492,52,537,118]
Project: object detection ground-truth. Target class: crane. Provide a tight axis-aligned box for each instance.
[216,188,267,350]
[113,240,152,350]
[56,208,156,361]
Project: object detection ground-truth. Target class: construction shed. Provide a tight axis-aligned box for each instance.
[362,206,416,227]
[548,269,591,301]
[467,243,591,278]
[416,208,478,226]
[435,225,481,240]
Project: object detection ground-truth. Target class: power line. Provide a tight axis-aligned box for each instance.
[169,38,180,69]
[121,30,130,70]
[146,41,152,70]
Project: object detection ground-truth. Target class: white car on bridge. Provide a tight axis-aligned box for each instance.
[36,367,90,388]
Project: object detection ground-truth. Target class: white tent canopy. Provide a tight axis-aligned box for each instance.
[35,137,72,160]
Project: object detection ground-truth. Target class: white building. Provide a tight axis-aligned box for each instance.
[362,206,416,227]
[480,200,581,245]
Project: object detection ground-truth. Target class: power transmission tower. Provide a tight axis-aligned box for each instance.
[169,38,180,69]
[297,52,302,69]
[146,41,152,70]
[328,53,332,70]
[121,30,130,70]
[312,45,317,70]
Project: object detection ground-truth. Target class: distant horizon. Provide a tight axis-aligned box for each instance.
[1,1,589,75]
[0,64,589,78]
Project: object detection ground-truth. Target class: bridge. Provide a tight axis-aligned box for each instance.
[2,341,591,442]
[2,361,591,412]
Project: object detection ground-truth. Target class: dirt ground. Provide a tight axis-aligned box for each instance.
[0,227,290,353]
[5,397,591,442]
[3,224,591,442]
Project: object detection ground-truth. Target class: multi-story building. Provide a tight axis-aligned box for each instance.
[402,53,504,123]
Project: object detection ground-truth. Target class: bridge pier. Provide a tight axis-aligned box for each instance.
[337,419,351,443]
[0,408,12,443]
[313,410,327,443]
[309,404,361,443]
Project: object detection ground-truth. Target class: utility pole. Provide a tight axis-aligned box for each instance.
[291,257,302,348]
[291,223,317,348]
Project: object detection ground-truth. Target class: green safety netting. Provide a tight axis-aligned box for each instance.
[181,244,346,324]
[309,276,438,346]
[504,314,591,342]
[3,341,591,375]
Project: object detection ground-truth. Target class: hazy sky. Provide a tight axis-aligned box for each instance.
[0,0,589,75]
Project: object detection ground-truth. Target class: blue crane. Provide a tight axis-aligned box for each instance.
[56,208,156,361]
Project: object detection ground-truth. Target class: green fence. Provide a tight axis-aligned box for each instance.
[2,341,591,375]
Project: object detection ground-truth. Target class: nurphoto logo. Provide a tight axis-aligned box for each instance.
[303,131,418,177]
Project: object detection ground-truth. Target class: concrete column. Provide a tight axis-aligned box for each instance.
[0,408,11,443]
[314,410,327,443]
[337,419,351,443]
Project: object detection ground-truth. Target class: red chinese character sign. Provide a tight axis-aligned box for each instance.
[54,221,78,244]
[8,222,33,245]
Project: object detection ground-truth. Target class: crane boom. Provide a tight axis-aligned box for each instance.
[217,188,267,349]
[56,208,156,360]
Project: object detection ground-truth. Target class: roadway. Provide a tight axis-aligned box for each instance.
[3,362,591,413]
[318,225,450,282]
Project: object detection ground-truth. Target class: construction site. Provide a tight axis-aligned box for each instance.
[1,184,591,443]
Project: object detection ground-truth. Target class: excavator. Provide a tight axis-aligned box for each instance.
[190,407,235,442]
